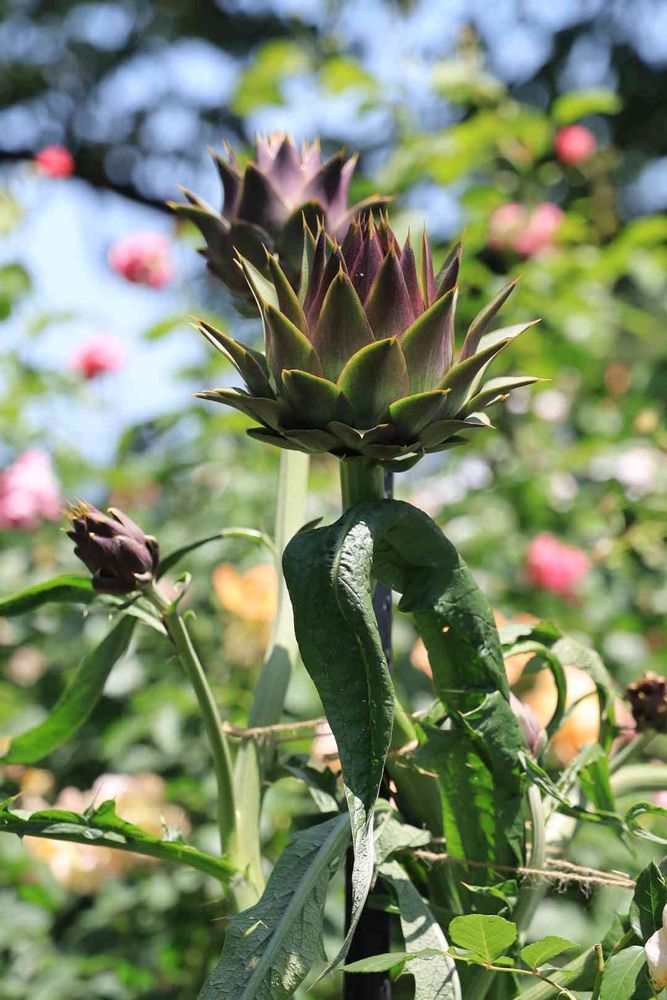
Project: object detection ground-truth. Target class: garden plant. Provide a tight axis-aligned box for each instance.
[2,123,667,1000]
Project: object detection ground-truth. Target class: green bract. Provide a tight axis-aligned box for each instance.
[170,132,387,301]
[197,216,540,470]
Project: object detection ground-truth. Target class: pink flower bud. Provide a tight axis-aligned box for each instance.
[34,145,75,178]
[525,532,590,598]
[555,125,597,166]
[489,202,563,257]
[510,693,547,756]
[108,232,174,289]
[71,333,125,380]
[0,449,62,531]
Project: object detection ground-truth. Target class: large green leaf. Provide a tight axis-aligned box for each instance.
[1,617,136,764]
[598,947,649,1000]
[0,574,95,616]
[0,798,232,882]
[283,500,523,961]
[381,860,462,999]
[198,815,349,999]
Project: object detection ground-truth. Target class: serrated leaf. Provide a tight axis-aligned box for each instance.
[521,937,577,969]
[198,815,349,999]
[2,617,135,764]
[0,798,231,882]
[598,946,648,1000]
[448,914,517,963]
[631,862,667,941]
[0,574,95,616]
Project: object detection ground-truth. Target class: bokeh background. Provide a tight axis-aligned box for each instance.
[1,1,666,997]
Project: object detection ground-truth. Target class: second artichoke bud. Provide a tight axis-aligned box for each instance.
[197,214,539,471]
[65,502,160,595]
[171,132,387,301]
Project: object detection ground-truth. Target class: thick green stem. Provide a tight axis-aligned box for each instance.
[340,456,385,507]
[232,450,310,905]
[157,598,236,856]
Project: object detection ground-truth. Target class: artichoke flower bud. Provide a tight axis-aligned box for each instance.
[65,502,160,595]
[196,214,540,472]
[627,672,667,733]
[170,132,388,301]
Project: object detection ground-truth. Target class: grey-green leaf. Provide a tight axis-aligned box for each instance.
[1,617,136,764]
[381,860,462,999]
[0,798,232,883]
[198,815,349,1000]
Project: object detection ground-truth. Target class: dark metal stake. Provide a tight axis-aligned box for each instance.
[343,470,393,1000]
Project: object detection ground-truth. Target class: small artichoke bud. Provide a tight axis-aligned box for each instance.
[626,672,667,733]
[510,693,547,757]
[195,214,540,471]
[65,502,160,595]
[170,132,388,301]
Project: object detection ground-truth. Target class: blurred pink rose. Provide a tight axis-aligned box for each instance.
[0,449,61,531]
[34,145,74,178]
[489,202,563,257]
[525,532,590,598]
[555,125,597,165]
[72,333,125,380]
[108,232,174,289]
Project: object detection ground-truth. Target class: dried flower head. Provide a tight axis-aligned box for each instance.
[627,672,667,733]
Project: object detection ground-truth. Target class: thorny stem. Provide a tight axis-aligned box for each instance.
[148,583,236,857]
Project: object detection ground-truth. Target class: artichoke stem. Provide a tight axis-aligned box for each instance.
[339,457,386,508]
